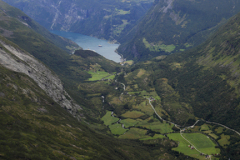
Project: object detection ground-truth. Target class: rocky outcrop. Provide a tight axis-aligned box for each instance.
[0,40,82,119]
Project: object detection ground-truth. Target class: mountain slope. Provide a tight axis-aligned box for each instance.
[120,11,240,159]
[117,0,240,61]
[129,11,240,129]
[0,36,82,118]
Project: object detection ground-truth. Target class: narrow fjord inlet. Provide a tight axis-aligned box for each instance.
[51,30,121,62]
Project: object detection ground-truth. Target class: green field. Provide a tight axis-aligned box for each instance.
[140,134,165,140]
[87,71,111,81]
[168,133,220,160]
[203,130,219,139]
[124,60,134,65]
[140,90,161,100]
[115,8,130,15]
[132,101,154,115]
[121,119,139,128]
[101,111,119,126]
[218,134,230,147]
[136,121,173,134]
[109,123,128,135]
[118,128,149,139]
[121,110,145,118]
[215,127,224,134]
[107,74,115,80]
[200,124,210,131]
[143,38,176,53]
[128,90,161,100]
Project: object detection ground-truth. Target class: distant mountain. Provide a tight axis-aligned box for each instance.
[117,0,240,61]
[3,0,153,41]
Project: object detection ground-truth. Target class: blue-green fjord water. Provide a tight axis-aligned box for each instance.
[51,31,121,62]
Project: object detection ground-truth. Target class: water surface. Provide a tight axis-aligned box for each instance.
[51,31,121,62]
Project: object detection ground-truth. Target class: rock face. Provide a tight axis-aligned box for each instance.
[0,40,82,119]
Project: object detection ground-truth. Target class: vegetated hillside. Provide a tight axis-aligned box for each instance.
[0,0,79,53]
[3,0,153,41]
[0,0,121,118]
[0,0,81,75]
[0,39,191,160]
[117,0,240,61]
[123,11,240,159]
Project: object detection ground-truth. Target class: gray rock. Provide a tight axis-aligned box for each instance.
[0,41,82,120]
[0,92,5,97]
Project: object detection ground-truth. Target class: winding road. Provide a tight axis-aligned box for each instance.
[147,98,239,158]
[119,82,238,159]
[121,83,126,91]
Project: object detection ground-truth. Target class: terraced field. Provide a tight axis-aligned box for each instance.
[109,123,128,135]
[101,111,119,126]
[121,111,145,119]
[100,79,234,160]
[121,119,139,128]
[119,128,149,139]
[136,121,174,134]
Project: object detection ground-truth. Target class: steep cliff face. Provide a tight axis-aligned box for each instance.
[117,0,240,61]
[3,0,153,41]
[0,38,82,119]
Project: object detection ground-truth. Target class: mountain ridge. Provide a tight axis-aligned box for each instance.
[3,0,154,41]
[117,0,240,61]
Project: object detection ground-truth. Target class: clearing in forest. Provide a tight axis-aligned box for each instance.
[121,110,145,119]
[87,71,114,81]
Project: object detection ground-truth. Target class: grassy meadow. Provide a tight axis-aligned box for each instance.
[168,133,220,160]
[101,111,119,126]
[87,71,114,81]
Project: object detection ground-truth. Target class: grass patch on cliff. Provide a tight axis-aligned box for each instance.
[143,38,176,52]
[115,9,130,15]
[87,71,112,81]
